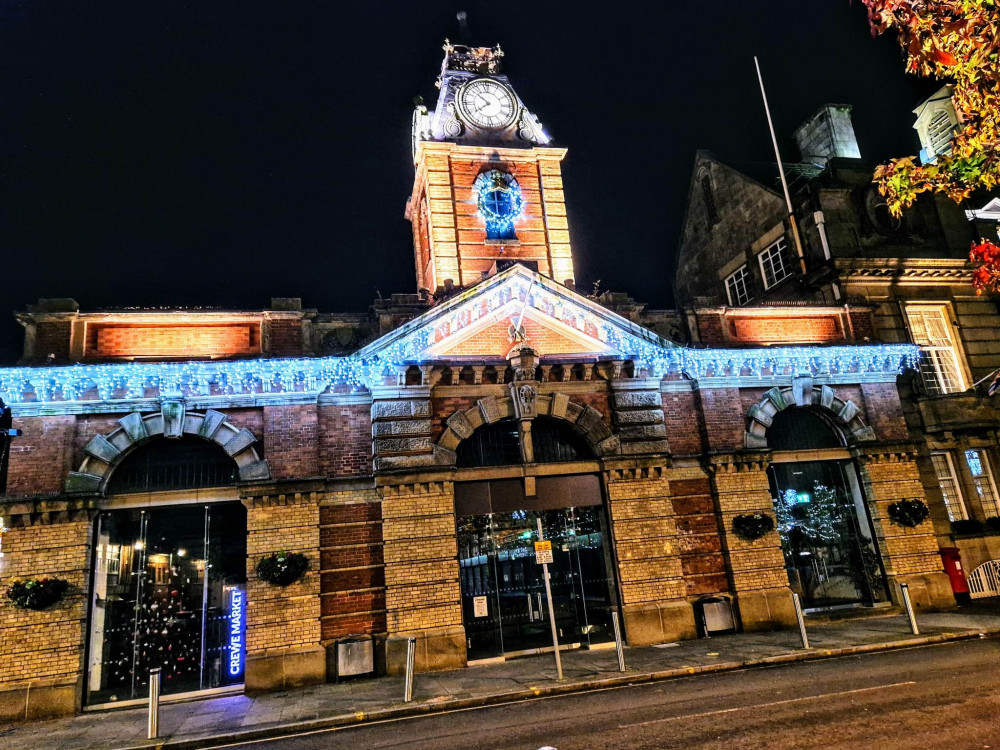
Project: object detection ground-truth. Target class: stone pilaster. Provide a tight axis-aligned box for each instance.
[708,453,796,631]
[610,378,669,455]
[605,464,694,644]
[243,489,324,692]
[380,481,464,672]
[856,447,954,610]
[371,386,447,471]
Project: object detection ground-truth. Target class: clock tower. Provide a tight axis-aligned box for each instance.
[406,41,575,295]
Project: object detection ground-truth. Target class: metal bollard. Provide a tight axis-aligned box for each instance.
[792,593,810,649]
[900,583,920,635]
[147,668,161,740]
[611,611,626,673]
[403,637,416,702]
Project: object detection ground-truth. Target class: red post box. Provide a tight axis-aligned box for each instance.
[940,547,970,605]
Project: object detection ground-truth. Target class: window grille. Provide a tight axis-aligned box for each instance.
[930,451,967,521]
[108,438,238,494]
[905,305,966,395]
[758,238,793,289]
[964,449,1000,518]
[725,265,751,306]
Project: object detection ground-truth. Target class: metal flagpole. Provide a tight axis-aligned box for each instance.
[754,56,806,275]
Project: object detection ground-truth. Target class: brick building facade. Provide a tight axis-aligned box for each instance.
[0,43,960,722]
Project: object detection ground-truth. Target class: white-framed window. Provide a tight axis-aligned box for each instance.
[904,304,967,395]
[964,449,1000,518]
[930,451,967,521]
[725,265,751,306]
[758,237,794,289]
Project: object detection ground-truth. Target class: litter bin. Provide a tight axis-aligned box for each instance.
[693,595,737,637]
[327,636,374,682]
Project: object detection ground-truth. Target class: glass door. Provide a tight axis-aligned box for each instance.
[86,502,247,705]
[458,506,617,660]
[769,460,888,609]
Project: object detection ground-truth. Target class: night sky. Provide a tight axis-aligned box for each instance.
[0,1,942,362]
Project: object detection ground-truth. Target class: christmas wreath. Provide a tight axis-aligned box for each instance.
[887,499,929,528]
[732,513,775,542]
[5,577,70,610]
[255,551,309,586]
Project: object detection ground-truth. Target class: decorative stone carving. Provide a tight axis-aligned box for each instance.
[510,382,538,419]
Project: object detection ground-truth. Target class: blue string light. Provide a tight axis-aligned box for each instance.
[0,341,919,406]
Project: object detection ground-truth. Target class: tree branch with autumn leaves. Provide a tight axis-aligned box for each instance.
[862,0,1000,293]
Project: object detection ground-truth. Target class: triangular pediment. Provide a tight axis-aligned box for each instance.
[358,265,675,368]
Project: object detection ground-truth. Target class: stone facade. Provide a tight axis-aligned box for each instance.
[0,45,967,725]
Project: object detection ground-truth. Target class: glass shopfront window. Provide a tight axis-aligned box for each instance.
[86,502,247,706]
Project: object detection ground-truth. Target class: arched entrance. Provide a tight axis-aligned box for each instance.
[84,432,249,707]
[451,415,620,661]
[758,401,890,610]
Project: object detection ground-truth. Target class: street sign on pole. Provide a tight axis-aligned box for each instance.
[535,519,563,680]
[534,540,553,565]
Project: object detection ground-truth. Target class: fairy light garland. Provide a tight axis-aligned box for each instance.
[475,170,525,235]
[0,342,919,406]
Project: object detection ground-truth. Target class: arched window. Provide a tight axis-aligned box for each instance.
[107,437,238,494]
[455,417,595,468]
[767,408,844,451]
[457,420,521,467]
[533,417,594,463]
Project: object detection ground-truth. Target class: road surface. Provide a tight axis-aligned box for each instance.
[217,637,1000,750]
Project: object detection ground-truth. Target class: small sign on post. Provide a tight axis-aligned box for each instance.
[534,540,554,565]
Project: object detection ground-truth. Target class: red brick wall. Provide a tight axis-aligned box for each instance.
[571,392,611,427]
[88,324,259,359]
[444,318,590,357]
[860,382,909,441]
[700,388,746,452]
[318,404,372,477]
[319,502,386,640]
[268,320,303,357]
[727,315,843,344]
[694,314,725,345]
[669,475,727,597]
[5,416,76,497]
[263,405,318,479]
[34,322,71,361]
[662,391,704,456]
[848,310,875,341]
[431,395,480,441]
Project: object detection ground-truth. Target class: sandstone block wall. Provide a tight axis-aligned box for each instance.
[0,519,91,721]
[244,491,323,691]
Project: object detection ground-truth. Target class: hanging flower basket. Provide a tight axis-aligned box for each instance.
[255,551,309,586]
[887,499,929,528]
[5,578,70,610]
[732,513,775,542]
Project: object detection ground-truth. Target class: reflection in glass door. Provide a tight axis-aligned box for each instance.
[458,507,617,661]
[769,460,888,609]
[86,502,247,705]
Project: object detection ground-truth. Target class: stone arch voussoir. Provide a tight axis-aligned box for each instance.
[66,404,270,493]
[744,377,875,450]
[436,391,620,461]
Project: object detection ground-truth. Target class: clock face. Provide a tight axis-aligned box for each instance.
[456,78,519,130]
